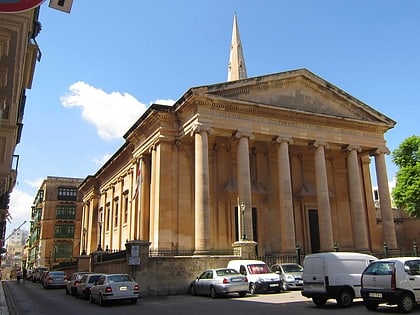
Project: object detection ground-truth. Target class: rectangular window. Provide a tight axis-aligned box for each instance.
[55,243,73,259]
[106,203,111,231]
[54,224,74,238]
[114,198,119,228]
[123,194,129,224]
[57,186,78,201]
[56,205,76,219]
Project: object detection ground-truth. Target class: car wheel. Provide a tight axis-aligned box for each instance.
[398,293,415,313]
[99,294,106,306]
[210,287,217,299]
[238,291,247,297]
[190,285,196,296]
[131,298,137,304]
[363,299,379,311]
[312,298,327,306]
[337,289,353,307]
[249,283,256,295]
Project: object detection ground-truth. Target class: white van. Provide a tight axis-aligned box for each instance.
[227,259,284,294]
[301,252,377,307]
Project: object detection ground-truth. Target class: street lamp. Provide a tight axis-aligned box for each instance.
[240,202,247,240]
[81,228,87,255]
[97,221,103,251]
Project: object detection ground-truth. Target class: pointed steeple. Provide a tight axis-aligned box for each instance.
[227,13,247,82]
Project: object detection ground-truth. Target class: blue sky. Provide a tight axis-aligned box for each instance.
[8,0,420,233]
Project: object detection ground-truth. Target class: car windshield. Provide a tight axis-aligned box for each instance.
[108,275,133,283]
[216,269,240,276]
[282,264,303,272]
[248,264,270,274]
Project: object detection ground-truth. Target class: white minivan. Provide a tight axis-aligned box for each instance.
[227,259,284,294]
[301,252,377,307]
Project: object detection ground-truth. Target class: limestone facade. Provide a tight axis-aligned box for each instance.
[79,69,408,257]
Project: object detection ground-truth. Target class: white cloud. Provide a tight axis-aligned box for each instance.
[61,81,148,140]
[24,178,44,189]
[153,99,176,106]
[93,153,112,167]
[8,189,33,232]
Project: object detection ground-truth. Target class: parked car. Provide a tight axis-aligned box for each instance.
[66,271,93,296]
[190,268,249,298]
[301,252,377,307]
[42,271,68,289]
[39,270,49,285]
[89,273,139,305]
[270,263,304,290]
[227,260,284,294]
[76,273,105,300]
[32,266,48,282]
[361,257,420,313]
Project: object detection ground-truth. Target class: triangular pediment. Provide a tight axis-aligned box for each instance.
[198,69,394,126]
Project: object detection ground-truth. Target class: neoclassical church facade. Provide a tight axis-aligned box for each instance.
[79,15,401,257]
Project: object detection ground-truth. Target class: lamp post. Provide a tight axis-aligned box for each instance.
[240,202,247,240]
[81,228,87,255]
[97,221,103,251]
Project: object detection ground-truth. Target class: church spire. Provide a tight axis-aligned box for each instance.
[227,13,247,81]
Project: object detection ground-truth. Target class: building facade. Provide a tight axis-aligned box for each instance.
[78,15,417,259]
[0,5,41,253]
[27,176,84,269]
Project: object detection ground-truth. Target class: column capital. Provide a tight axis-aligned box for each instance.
[272,136,293,145]
[342,144,362,153]
[234,130,254,140]
[371,147,390,156]
[309,140,329,150]
[191,123,214,136]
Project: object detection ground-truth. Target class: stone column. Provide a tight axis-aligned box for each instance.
[235,130,254,241]
[311,141,334,251]
[344,145,369,250]
[374,147,397,249]
[274,136,296,253]
[139,155,150,241]
[192,123,213,254]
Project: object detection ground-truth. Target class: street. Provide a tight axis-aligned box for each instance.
[2,280,416,315]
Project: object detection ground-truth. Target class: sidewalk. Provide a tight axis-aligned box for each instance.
[0,281,9,315]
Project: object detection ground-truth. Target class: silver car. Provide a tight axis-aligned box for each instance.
[76,273,105,300]
[89,274,139,305]
[270,263,303,290]
[190,268,249,298]
[42,271,67,289]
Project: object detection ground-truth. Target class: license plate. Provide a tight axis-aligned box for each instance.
[231,278,242,282]
[369,292,382,298]
[269,283,279,287]
[119,286,127,291]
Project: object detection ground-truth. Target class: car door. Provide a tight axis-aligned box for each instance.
[405,260,420,301]
[195,271,212,295]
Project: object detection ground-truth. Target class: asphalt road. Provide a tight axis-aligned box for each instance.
[2,280,416,315]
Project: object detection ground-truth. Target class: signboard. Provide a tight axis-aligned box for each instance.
[131,245,139,257]
[48,0,72,13]
[0,0,45,13]
[129,256,140,266]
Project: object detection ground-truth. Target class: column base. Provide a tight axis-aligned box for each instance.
[232,240,257,259]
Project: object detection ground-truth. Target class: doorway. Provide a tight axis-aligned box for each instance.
[308,209,320,253]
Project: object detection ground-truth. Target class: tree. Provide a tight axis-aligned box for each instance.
[391,135,420,217]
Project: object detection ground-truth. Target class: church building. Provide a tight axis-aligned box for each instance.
[79,15,399,257]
